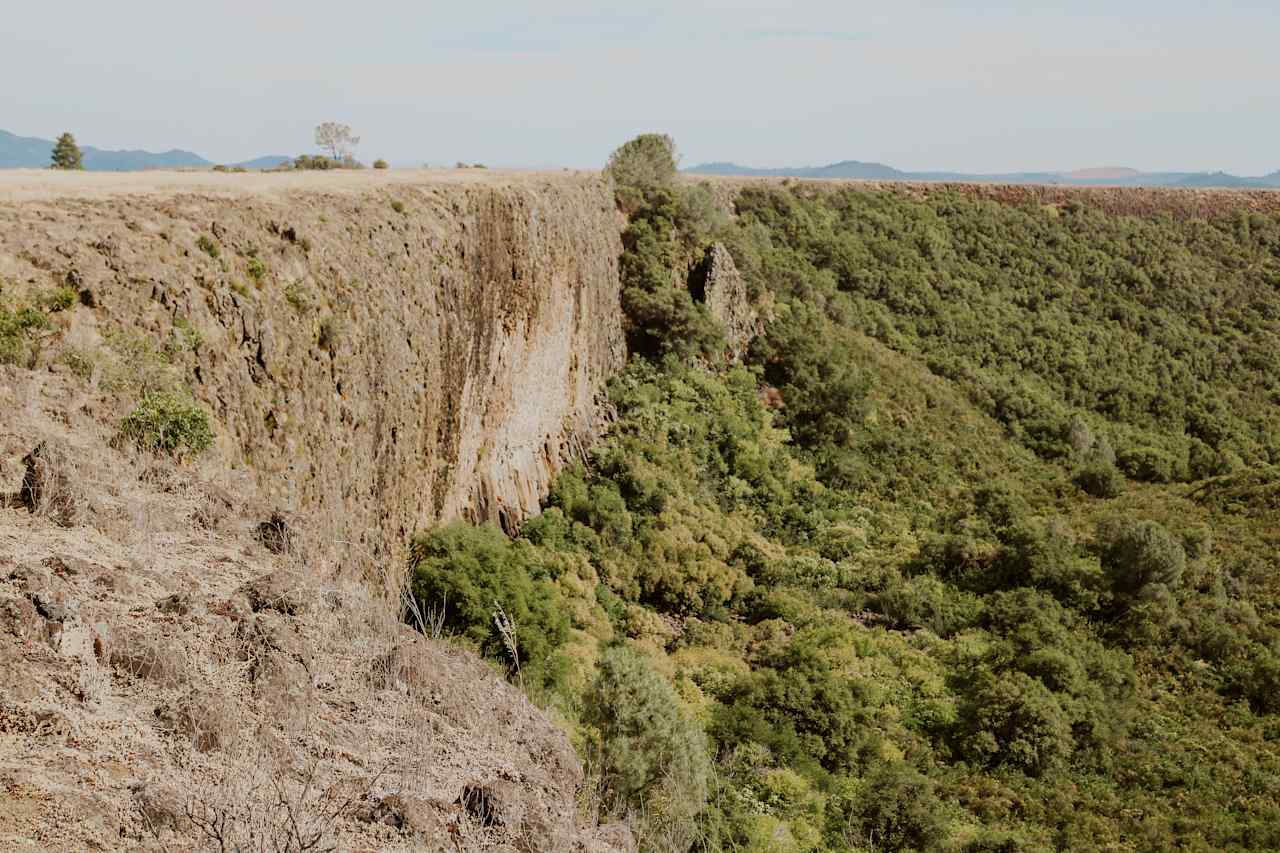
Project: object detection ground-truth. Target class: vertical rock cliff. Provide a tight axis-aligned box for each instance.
[0,173,626,557]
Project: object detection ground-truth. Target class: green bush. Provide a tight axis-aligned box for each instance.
[604,133,678,195]
[583,645,710,825]
[0,301,50,367]
[1117,445,1182,483]
[293,154,340,170]
[38,287,77,312]
[877,573,985,637]
[50,132,83,170]
[617,188,725,361]
[408,523,568,690]
[1075,461,1123,498]
[1097,518,1186,600]
[372,158,389,170]
[749,302,871,455]
[1232,645,1280,714]
[195,235,220,259]
[828,763,948,852]
[245,257,268,284]
[118,391,215,455]
[958,669,1075,776]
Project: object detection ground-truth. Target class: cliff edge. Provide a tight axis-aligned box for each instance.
[0,170,626,565]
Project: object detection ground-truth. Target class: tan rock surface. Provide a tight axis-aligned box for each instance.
[0,172,633,851]
[0,170,625,571]
[0,366,626,851]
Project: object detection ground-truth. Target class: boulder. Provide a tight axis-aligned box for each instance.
[689,243,761,363]
[19,440,82,527]
[236,570,309,615]
[254,511,295,554]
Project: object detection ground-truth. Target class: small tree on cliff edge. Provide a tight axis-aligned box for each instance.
[605,133,678,193]
[314,122,360,162]
[50,133,83,170]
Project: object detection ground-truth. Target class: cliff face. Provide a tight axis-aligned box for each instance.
[0,173,625,559]
[0,173,631,850]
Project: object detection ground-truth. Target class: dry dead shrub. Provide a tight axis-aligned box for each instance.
[147,747,377,853]
[155,688,239,753]
[107,627,190,686]
[18,439,82,526]
[255,512,296,554]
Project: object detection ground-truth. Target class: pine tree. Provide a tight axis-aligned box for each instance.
[50,133,83,170]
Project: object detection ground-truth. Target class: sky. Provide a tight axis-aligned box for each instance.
[2,0,1277,174]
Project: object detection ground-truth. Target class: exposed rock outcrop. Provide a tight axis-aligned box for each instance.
[0,174,626,564]
[690,242,761,362]
[0,385,628,849]
[0,173,633,850]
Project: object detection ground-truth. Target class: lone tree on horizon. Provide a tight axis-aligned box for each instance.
[315,122,360,162]
[50,132,84,170]
[605,133,678,192]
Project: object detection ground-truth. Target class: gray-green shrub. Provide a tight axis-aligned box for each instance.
[118,391,215,455]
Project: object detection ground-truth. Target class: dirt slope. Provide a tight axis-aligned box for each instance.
[0,172,632,851]
[0,365,631,851]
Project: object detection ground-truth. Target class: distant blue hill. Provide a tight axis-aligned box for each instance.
[232,155,292,170]
[81,146,209,171]
[687,160,1280,189]
[0,128,286,171]
[690,160,907,180]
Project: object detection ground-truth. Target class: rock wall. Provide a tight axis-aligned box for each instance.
[0,174,626,559]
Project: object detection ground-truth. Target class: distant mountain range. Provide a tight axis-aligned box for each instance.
[0,129,290,171]
[687,160,1280,189]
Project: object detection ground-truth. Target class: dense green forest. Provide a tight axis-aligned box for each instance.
[409,135,1280,852]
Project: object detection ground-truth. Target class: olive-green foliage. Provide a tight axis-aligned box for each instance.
[50,132,83,170]
[917,506,1103,611]
[583,646,710,824]
[605,133,678,199]
[1074,461,1123,498]
[408,523,569,690]
[714,625,881,775]
[372,158,389,170]
[118,391,215,455]
[0,299,50,367]
[1097,518,1186,600]
[748,301,871,481]
[406,174,1280,851]
[245,256,268,284]
[196,235,220,259]
[292,154,354,170]
[537,359,821,615]
[1117,445,1182,483]
[876,572,984,636]
[618,186,725,361]
[829,763,949,852]
[730,187,1280,476]
[38,287,77,312]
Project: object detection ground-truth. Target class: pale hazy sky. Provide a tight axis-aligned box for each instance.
[2,1,1277,173]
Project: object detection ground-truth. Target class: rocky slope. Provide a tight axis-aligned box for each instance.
[0,172,630,851]
[0,171,625,567]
